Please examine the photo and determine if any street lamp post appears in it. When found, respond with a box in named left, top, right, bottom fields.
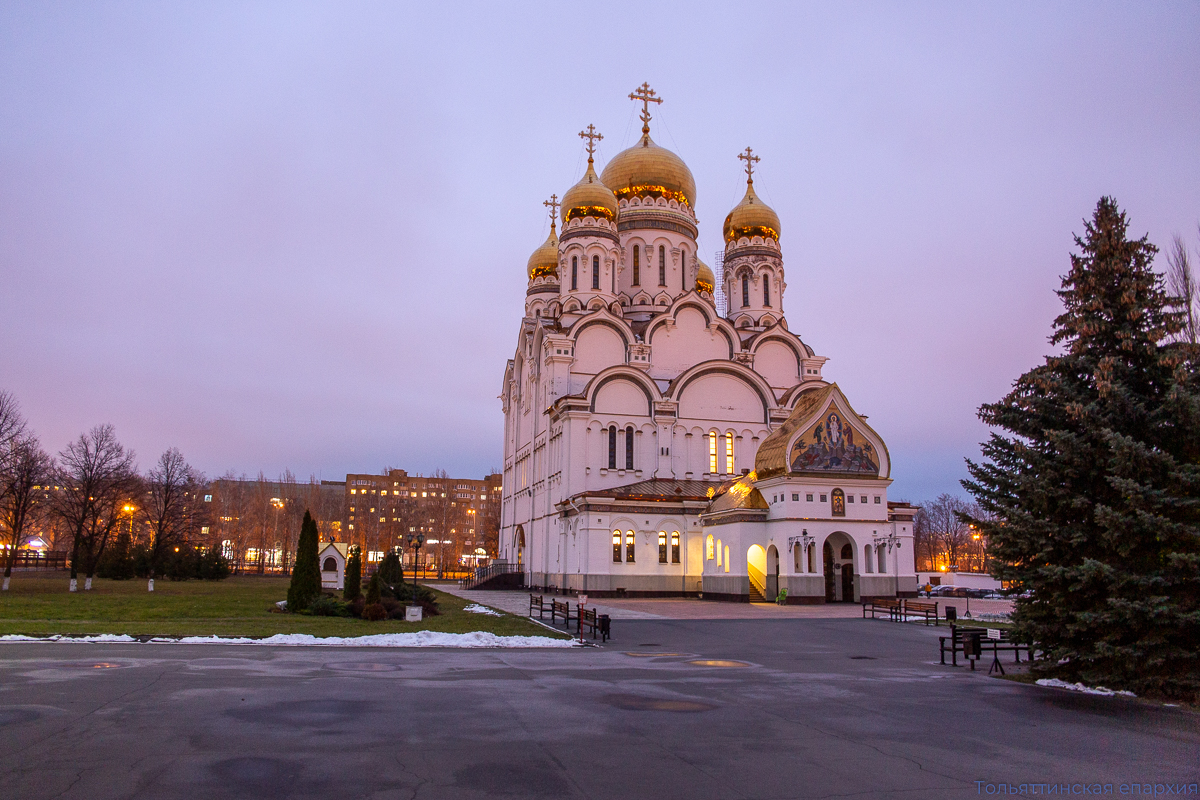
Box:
left=874, top=531, right=902, bottom=599
left=406, top=533, right=425, bottom=595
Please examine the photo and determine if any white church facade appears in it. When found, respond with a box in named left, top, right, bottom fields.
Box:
left=499, top=86, right=917, bottom=603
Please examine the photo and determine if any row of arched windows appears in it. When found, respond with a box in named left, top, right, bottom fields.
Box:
left=613, top=530, right=680, bottom=563
left=630, top=244, right=688, bottom=290
left=740, top=274, right=771, bottom=308
left=570, top=255, right=602, bottom=292
left=607, top=425, right=634, bottom=470
left=707, top=430, right=734, bottom=475
left=705, top=534, right=731, bottom=573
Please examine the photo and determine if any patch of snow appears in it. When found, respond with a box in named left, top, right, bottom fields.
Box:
left=1035, top=678, right=1136, bottom=698
left=462, top=604, right=502, bottom=616
left=2, top=632, right=576, bottom=648
left=275, top=600, right=287, bottom=610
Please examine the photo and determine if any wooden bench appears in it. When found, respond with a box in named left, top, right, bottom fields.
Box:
left=577, top=607, right=612, bottom=642
left=551, top=599, right=573, bottom=626
left=904, top=600, right=939, bottom=626
left=939, top=625, right=1033, bottom=672
left=529, top=594, right=546, bottom=620
left=862, top=598, right=902, bottom=621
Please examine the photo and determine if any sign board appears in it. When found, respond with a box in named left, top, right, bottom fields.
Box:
left=987, top=628, right=1001, bottom=640
left=405, top=606, right=423, bottom=622
left=579, top=594, right=588, bottom=606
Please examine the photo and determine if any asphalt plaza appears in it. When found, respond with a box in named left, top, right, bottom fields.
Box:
left=0, top=618, right=1195, bottom=799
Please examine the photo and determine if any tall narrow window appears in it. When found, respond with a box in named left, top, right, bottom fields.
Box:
left=607, top=426, right=616, bottom=469
left=717, top=539, right=723, bottom=567
left=671, top=532, right=680, bottom=563
left=708, top=431, right=718, bottom=474
left=724, top=545, right=730, bottom=573
left=658, top=246, right=666, bottom=286
left=592, top=255, right=600, bottom=290
left=613, top=531, right=622, bottom=563
left=625, top=531, right=635, bottom=562
left=763, top=277, right=770, bottom=306
left=571, top=257, right=578, bottom=291
left=658, top=531, right=667, bottom=563
left=706, top=535, right=715, bottom=560
left=725, top=432, right=734, bottom=474
left=742, top=275, right=749, bottom=307
left=625, top=426, right=634, bottom=470
left=632, top=246, right=640, bottom=285
left=680, top=248, right=687, bottom=291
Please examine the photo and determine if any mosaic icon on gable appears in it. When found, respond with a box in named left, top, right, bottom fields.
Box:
left=789, top=411, right=879, bottom=474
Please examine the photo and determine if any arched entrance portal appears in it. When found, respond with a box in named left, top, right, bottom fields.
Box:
left=747, top=544, right=767, bottom=602
left=514, top=525, right=525, bottom=568
left=822, top=533, right=857, bottom=602
left=766, top=544, right=779, bottom=602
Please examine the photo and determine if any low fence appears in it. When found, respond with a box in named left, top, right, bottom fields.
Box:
left=3, top=551, right=69, bottom=571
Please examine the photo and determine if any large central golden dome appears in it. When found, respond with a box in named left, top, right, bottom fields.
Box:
left=600, top=133, right=697, bottom=210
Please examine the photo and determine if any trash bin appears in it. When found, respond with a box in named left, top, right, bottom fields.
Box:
left=945, top=605, right=957, bottom=623
left=598, top=614, right=610, bottom=642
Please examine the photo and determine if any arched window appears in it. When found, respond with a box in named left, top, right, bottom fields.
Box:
left=658, top=245, right=666, bottom=286
left=632, top=245, right=640, bottom=285
left=607, top=426, right=616, bottom=469
left=725, top=432, right=734, bottom=474
left=706, top=534, right=715, bottom=560
left=840, top=543, right=853, bottom=560
left=612, top=531, right=621, bottom=563
left=658, top=531, right=667, bottom=563
left=680, top=248, right=687, bottom=291
left=864, top=545, right=873, bottom=573
left=716, top=538, right=723, bottom=567
left=808, top=544, right=815, bottom=573
left=742, top=275, right=749, bottom=307
left=878, top=547, right=887, bottom=574
left=671, top=531, right=680, bottom=563
left=724, top=544, right=730, bottom=573
left=592, top=255, right=600, bottom=290
left=625, top=531, right=636, bottom=563
left=764, top=276, right=770, bottom=306
left=708, top=430, right=718, bottom=474
left=322, top=557, right=337, bottom=572
left=571, top=257, right=578, bottom=291
left=831, top=488, right=846, bottom=517
left=625, top=426, right=634, bottom=470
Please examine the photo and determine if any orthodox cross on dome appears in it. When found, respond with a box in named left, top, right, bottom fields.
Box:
left=543, top=194, right=560, bottom=229
left=629, top=82, right=663, bottom=136
left=578, top=124, right=603, bottom=162
left=738, top=147, right=761, bottom=184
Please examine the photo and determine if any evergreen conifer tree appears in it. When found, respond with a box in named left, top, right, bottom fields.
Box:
left=343, top=546, right=362, bottom=601
left=964, top=197, right=1200, bottom=699
left=377, top=549, right=403, bottom=587
left=287, top=511, right=321, bottom=612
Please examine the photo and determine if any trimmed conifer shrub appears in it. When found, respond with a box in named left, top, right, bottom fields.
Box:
left=362, top=572, right=386, bottom=621
left=287, top=511, right=321, bottom=612
left=343, top=546, right=362, bottom=601
left=377, top=550, right=403, bottom=587
left=964, top=197, right=1200, bottom=700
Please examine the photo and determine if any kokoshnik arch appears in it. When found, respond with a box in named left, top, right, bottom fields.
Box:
left=500, top=85, right=918, bottom=603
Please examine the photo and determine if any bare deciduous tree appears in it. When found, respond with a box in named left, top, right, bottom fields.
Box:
left=1, top=433, right=53, bottom=590
left=1166, top=230, right=1199, bottom=346
left=140, top=448, right=201, bottom=590
left=0, top=392, right=29, bottom=506
left=51, top=425, right=137, bottom=591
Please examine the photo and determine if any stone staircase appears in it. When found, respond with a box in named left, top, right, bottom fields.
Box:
left=748, top=563, right=768, bottom=603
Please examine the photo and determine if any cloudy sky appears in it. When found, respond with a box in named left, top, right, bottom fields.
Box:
left=2, top=2, right=1198, bottom=500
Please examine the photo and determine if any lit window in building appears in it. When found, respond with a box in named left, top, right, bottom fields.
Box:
left=625, top=531, right=635, bottom=563
left=716, top=539, right=722, bottom=567
left=625, top=426, right=633, bottom=470
left=658, top=245, right=666, bottom=285
left=592, top=255, right=600, bottom=290
left=724, top=545, right=730, bottom=573
left=709, top=430, right=718, bottom=474
left=658, top=531, right=667, bottom=563
left=608, top=426, right=617, bottom=469
left=612, top=531, right=621, bottom=562
left=706, top=535, right=714, bottom=560
left=671, top=531, right=680, bottom=563
left=632, top=245, right=640, bottom=285
left=725, top=432, right=734, bottom=474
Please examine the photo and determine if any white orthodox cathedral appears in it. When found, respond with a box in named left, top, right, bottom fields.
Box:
left=499, top=86, right=917, bottom=603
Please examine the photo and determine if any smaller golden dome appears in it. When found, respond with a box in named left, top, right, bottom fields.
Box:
left=526, top=224, right=559, bottom=280
left=562, top=160, right=617, bottom=223
left=723, top=180, right=781, bottom=243
left=696, top=259, right=715, bottom=294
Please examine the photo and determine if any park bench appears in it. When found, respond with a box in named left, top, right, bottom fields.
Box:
left=551, top=599, right=573, bottom=626
left=576, top=607, right=611, bottom=642
left=904, top=600, right=939, bottom=626
left=862, top=598, right=902, bottom=621
left=529, top=594, right=547, bottom=620
left=939, top=625, right=1034, bottom=672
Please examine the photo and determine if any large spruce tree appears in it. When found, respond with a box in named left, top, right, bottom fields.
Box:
left=287, top=511, right=321, bottom=611
left=964, top=197, right=1200, bottom=699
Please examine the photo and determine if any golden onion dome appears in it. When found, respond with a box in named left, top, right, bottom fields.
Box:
left=562, top=159, right=618, bottom=223
left=695, top=259, right=715, bottom=294
left=526, top=224, right=559, bottom=280
left=600, top=133, right=697, bottom=210
left=723, top=180, right=781, bottom=243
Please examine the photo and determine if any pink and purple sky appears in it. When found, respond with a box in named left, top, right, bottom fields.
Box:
left=2, top=2, right=1198, bottom=501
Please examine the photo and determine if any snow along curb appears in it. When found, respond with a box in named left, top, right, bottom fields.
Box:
left=0, top=632, right=579, bottom=648
left=1035, top=678, right=1137, bottom=697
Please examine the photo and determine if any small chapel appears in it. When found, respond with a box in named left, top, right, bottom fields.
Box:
left=499, top=85, right=918, bottom=603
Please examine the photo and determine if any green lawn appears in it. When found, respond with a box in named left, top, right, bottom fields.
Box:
left=0, top=575, right=567, bottom=640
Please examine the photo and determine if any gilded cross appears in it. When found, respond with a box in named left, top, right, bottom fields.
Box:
left=629, top=82, right=663, bottom=135
left=578, top=124, right=603, bottom=161
left=738, top=147, right=760, bottom=182
left=543, top=194, right=560, bottom=228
